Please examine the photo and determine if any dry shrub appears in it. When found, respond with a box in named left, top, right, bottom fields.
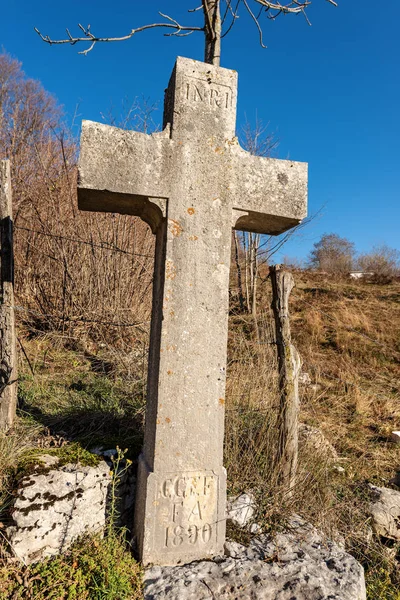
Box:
left=224, top=307, right=341, bottom=532
left=225, top=274, right=400, bottom=598
left=0, top=51, right=155, bottom=361
left=225, top=309, right=279, bottom=494
left=358, top=245, right=400, bottom=284
left=14, top=166, right=155, bottom=349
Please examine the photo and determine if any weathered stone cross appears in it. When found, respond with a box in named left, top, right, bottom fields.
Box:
left=78, top=57, right=307, bottom=566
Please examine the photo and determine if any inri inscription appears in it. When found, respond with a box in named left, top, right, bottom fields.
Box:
left=155, top=472, right=218, bottom=553
left=184, top=76, right=232, bottom=109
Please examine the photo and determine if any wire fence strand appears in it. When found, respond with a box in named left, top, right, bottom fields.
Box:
left=9, top=305, right=150, bottom=329
left=14, top=225, right=155, bottom=259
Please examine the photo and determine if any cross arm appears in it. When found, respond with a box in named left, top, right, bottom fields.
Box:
left=229, top=147, right=307, bottom=235
left=78, top=121, right=173, bottom=230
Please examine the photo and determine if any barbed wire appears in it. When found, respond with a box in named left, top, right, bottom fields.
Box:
left=14, top=225, right=155, bottom=259
left=11, top=311, right=399, bottom=409
left=14, top=228, right=399, bottom=356
left=8, top=304, right=150, bottom=329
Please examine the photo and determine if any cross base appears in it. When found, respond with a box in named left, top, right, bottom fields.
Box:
left=135, top=454, right=226, bottom=566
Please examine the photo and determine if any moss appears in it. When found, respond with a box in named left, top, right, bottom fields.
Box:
left=48, top=443, right=102, bottom=468
left=12, top=443, right=101, bottom=489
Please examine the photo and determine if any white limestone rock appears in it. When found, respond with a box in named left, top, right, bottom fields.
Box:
left=298, top=371, right=312, bottom=386
left=144, top=516, right=366, bottom=600
left=299, top=424, right=338, bottom=461
left=391, top=431, right=400, bottom=444
left=368, top=484, right=400, bottom=541
left=6, top=455, right=111, bottom=564
left=227, top=492, right=256, bottom=528
left=224, top=540, right=247, bottom=557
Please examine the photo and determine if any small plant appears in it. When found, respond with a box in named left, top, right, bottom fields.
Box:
left=0, top=531, right=143, bottom=600
left=107, top=446, right=133, bottom=535
left=0, top=446, right=142, bottom=599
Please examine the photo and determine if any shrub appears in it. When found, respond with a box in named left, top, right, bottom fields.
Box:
left=357, top=245, right=400, bottom=284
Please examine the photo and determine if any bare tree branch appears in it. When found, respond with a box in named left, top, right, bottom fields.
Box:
left=254, top=0, right=337, bottom=22
left=243, top=0, right=267, bottom=48
left=255, top=0, right=310, bottom=15
left=221, top=0, right=241, bottom=39
left=35, top=1, right=338, bottom=59
left=34, top=12, right=204, bottom=56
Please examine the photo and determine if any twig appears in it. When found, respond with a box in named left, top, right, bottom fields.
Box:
left=17, top=336, right=35, bottom=376
left=9, top=305, right=151, bottom=329
left=254, top=0, right=337, bottom=25
left=243, top=0, right=267, bottom=47
left=34, top=13, right=204, bottom=55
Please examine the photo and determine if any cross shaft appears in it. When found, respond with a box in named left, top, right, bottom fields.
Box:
left=78, top=56, right=307, bottom=565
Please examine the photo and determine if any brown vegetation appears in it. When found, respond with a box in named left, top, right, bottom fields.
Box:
left=0, top=52, right=155, bottom=352
left=1, top=50, right=399, bottom=598
left=225, top=270, right=400, bottom=597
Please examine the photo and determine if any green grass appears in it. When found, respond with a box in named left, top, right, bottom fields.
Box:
left=18, top=368, right=145, bottom=458
left=366, top=566, right=400, bottom=600
left=0, top=421, right=143, bottom=599
left=0, top=531, right=143, bottom=600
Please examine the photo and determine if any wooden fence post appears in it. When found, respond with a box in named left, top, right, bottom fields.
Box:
left=0, top=160, right=17, bottom=431
left=270, top=264, right=301, bottom=495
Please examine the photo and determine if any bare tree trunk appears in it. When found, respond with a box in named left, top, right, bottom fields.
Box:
left=243, top=232, right=251, bottom=313
left=250, top=233, right=260, bottom=315
left=270, top=264, right=301, bottom=495
left=250, top=233, right=260, bottom=340
left=0, top=160, right=17, bottom=431
left=233, top=231, right=245, bottom=311
left=249, top=233, right=254, bottom=308
left=203, top=0, right=221, bottom=65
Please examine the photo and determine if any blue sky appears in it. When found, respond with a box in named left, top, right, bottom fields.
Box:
left=1, top=1, right=399, bottom=262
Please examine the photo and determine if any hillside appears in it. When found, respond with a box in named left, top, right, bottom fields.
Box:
left=0, top=270, right=399, bottom=599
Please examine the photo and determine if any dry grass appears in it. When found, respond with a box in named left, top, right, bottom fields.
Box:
left=224, top=272, right=400, bottom=597
left=0, top=270, right=399, bottom=597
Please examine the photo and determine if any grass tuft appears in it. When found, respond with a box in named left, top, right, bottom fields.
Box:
left=0, top=531, right=143, bottom=600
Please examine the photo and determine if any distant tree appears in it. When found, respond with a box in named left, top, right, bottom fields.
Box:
left=308, top=233, right=355, bottom=273
left=282, top=255, right=305, bottom=270
left=357, top=244, right=400, bottom=283
left=0, top=50, right=154, bottom=346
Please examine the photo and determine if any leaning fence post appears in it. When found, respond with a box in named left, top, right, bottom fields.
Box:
left=0, top=160, right=17, bottom=431
left=270, top=264, right=301, bottom=495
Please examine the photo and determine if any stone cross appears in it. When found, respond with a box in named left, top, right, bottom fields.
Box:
left=78, top=56, right=307, bottom=566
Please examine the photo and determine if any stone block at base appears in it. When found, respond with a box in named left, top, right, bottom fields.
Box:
left=135, top=454, right=226, bottom=566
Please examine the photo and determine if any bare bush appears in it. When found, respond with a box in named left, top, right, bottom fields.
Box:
left=357, top=244, right=400, bottom=284
left=0, top=51, right=155, bottom=356
left=308, top=233, right=355, bottom=274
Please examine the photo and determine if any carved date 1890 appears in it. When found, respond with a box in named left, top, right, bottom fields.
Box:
left=157, top=472, right=218, bottom=551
